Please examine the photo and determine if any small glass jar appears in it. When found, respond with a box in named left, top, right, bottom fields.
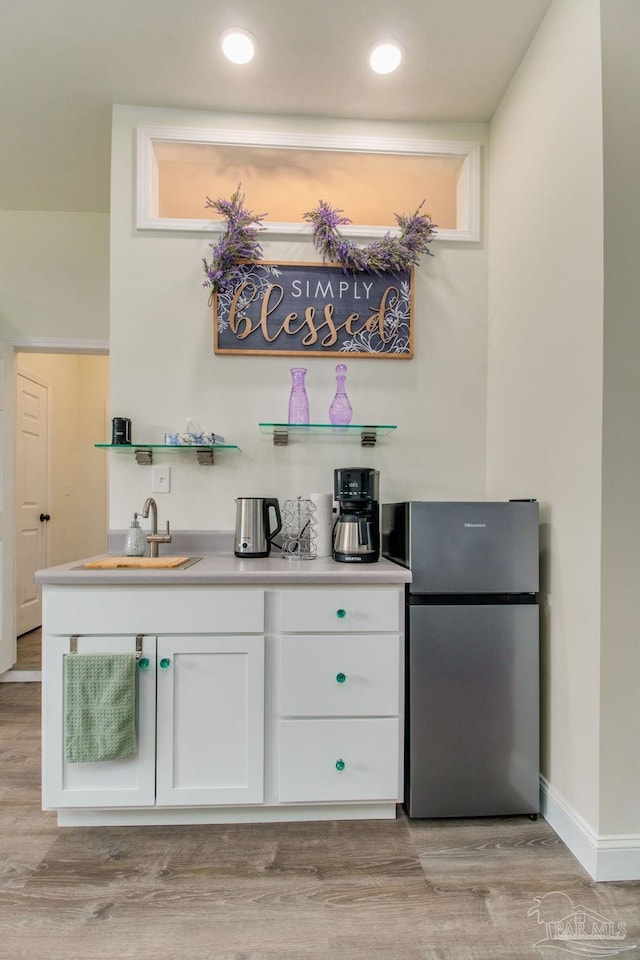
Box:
left=288, top=367, right=309, bottom=424
left=329, top=363, right=353, bottom=425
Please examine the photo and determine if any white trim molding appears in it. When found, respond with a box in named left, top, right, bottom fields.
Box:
left=7, top=338, right=109, bottom=354
left=136, top=125, right=481, bottom=243
left=541, top=776, right=640, bottom=881
left=0, top=668, right=41, bottom=683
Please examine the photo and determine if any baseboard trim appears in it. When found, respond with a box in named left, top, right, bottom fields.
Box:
left=0, top=668, right=41, bottom=682
left=540, top=776, right=640, bottom=881
left=56, top=802, right=399, bottom=827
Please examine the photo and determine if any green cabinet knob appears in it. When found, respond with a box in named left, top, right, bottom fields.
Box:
left=138, top=657, right=150, bottom=670
left=336, top=672, right=346, bottom=684
left=335, top=759, right=346, bottom=772
left=159, top=657, right=171, bottom=669
left=336, top=608, right=347, bottom=619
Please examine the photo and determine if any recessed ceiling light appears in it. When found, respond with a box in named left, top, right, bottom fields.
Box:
left=369, top=41, right=403, bottom=75
left=221, top=29, right=256, bottom=65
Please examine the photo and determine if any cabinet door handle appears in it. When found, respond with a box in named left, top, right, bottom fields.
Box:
left=336, top=672, right=346, bottom=684
left=39, top=513, right=51, bottom=522
left=159, top=658, right=171, bottom=669
left=336, top=608, right=347, bottom=619
left=138, top=657, right=150, bottom=670
left=335, top=758, right=346, bottom=771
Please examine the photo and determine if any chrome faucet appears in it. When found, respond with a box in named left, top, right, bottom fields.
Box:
left=141, top=497, right=172, bottom=558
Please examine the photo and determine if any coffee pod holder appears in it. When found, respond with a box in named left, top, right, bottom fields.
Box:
left=281, top=498, right=317, bottom=560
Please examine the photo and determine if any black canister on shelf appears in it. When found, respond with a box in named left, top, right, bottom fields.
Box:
left=111, top=417, right=132, bottom=444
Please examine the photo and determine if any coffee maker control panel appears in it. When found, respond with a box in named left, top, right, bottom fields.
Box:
left=334, top=467, right=380, bottom=505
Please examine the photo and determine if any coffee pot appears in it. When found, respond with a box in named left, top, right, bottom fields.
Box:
left=332, top=513, right=377, bottom=561
left=234, top=498, right=282, bottom=558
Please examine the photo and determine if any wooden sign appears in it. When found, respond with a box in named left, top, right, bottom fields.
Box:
left=213, top=261, right=413, bottom=358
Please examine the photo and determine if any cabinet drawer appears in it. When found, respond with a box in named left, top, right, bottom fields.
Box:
left=280, top=634, right=400, bottom=717
left=279, top=589, right=400, bottom=633
left=44, top=587, right=264, bottom=634
left=278, top=718, right=400, bottom=802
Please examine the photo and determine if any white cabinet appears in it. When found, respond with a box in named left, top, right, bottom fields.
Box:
left=42, top=587, right=265, bottom=812
left=276, top=587, right=403, bottom=806
left=41, top=579, right=404, bottom=824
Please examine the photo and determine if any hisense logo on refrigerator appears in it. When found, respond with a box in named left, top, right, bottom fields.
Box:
left=464, top=522, right=487, bottom=528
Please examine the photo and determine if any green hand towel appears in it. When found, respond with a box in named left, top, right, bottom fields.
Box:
left=64, top=654, right=137, bottom=763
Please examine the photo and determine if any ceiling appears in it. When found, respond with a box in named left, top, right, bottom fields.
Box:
left=0, top=0, right=552, bottom=214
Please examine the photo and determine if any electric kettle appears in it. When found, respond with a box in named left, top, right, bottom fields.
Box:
left=234, top=498, right=282, bottom=558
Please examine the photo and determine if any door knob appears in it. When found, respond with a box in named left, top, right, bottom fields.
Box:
left=39, top=513, right=51, bottom=522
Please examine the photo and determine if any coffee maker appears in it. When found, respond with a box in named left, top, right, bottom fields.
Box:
left=332, top=467, right=380, bottom=563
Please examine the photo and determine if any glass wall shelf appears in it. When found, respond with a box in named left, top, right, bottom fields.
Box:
left=95, top=443, right=239, bottom=465
left=258, top=423, right=396, bottom=447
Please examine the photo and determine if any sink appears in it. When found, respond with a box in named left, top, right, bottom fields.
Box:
left=75, top=556, right=203, bottom=571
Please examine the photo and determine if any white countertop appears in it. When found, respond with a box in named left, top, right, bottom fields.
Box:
left=35, top=552, right=412, bottom=587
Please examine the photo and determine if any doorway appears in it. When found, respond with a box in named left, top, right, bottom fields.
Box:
left=13, top=352, right=109, bottom=672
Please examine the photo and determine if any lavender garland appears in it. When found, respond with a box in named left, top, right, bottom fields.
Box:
left=302, top=199, right=436, bottom=273
left=203, top=188, right=436, bottom=299
left=202, top=185, right=266, bottom=297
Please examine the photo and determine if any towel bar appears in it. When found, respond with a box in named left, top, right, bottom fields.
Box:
left=68, top=635, right=145, bottom=657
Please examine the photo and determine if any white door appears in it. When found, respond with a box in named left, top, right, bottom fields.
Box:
left=0, top=340, right=16, bottom=673
left=16, top=372, right=49, bottom=636
left=156, top=635, right=265, bottom=806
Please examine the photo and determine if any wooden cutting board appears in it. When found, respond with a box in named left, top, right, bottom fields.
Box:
left=83, top=556, right=190, bottom=569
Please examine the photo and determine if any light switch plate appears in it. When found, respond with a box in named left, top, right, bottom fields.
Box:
left=151, top=466, right=171, bottom=493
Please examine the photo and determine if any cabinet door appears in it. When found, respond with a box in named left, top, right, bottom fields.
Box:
left=42, top=634, right=156, bottom=808
left=156, top=635, right=264, bottom=806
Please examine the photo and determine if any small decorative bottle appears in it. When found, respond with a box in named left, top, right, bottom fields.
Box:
left=288, top=367, right=309, bottom=424
left=328, top=363, right=353, bottom=425
left=124, top=513, right=146, bottom=557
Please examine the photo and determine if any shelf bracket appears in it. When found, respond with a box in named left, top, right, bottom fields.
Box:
left=360, top=429, right=378, bottom=447
left=134, top=448, right=153, bottom=465
left=196, top=448, right=215, bottom=465
left=273, top=428, right=289, bottom=446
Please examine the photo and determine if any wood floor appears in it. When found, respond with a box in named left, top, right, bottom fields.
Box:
left=14, top=628, right=42, bottom=670
left=1, top=683, right=639, bottom=960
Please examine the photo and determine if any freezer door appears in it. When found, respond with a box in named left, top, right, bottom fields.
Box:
left=406, top=603, right=539, bottom=818
left=407, top=501, right=539, bottom=594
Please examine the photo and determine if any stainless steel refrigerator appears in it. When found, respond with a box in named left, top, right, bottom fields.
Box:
left=382, top=500, right=540, bottom=818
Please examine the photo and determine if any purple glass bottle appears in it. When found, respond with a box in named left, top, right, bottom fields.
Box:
left=329, top=363, right=353, bottom=425
left=288, top=367, right=309, bottom=424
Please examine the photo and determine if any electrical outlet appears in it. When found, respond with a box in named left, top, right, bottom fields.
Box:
left=151, top=466, right=171, bottom=493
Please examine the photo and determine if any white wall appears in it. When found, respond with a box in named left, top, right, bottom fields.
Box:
left=487, top=0, right=604, bottom=832
left=0, top=211, right=109, bottom=341
left=109, top=106, right=490, bottom=531
left=598, top=0, right=640, bottom=835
